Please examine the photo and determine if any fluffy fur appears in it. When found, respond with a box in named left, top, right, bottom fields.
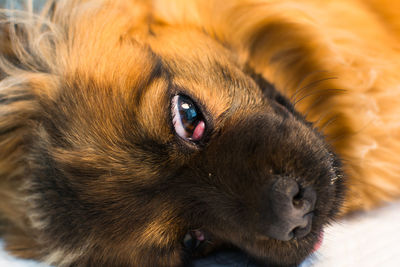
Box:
left=154, top=0, right=400, bottom=212
left=0, top=0, right=399, bottom=266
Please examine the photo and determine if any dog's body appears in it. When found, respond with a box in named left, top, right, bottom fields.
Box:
left=0, top=0, right=399, bottom=266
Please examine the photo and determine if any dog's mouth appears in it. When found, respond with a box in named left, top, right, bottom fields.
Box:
left=312, top=231, right=324, bottom=252
left=183, top=229, right=207, bottom=251
left=179, top=162, right=342, bottom=265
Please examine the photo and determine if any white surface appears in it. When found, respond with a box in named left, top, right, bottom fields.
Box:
left=0, top=242, right=44, bottom=267
left=303, top=201, right=400, bottom=267
left=0, top=202, right=399, bottom=266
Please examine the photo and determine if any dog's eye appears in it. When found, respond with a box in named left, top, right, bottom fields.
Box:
left=172, top=95, right=205, bottom=142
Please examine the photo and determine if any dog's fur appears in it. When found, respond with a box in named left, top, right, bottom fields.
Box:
left=0, top=0, right=399, bottom=266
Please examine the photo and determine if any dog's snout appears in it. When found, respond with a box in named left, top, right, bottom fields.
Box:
left=263, top=177, right=316, bottom=241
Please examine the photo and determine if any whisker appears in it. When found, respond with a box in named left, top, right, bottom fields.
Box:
left=318, top=114, right=339, bottom=133
left=282, top=70, right=329, bottom=96
left=326, top=132, right=348, bottom=144
left=290, top=76, right=338, bottom=103
left=303, top=95, right=325, bottom=119
left=294, top=88, right=346, bottom=107
left=312, top=109, right=333, bottom=128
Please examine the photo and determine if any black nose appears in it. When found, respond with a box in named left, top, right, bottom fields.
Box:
left=264, top=177, right=316, bottom=241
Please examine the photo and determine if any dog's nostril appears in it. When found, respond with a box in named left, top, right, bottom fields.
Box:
left=292, top=194, right=303, bottom=208
left=271, top=177, right=316, bottom=213
left=292, top=185, right=316, bottom=211
left=291, top=213, right=313, bottom=239
left=295, top=187, right=317, bottom=212
left=263, top=177, right=317, bottom=241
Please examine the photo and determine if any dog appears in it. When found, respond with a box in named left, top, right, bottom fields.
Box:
left=0, top=0, right=399, bottom=266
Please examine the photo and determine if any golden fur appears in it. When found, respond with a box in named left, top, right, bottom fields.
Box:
left=151, top=0, right=400, bottom=213
left=0, top=0, right=399, bottom=266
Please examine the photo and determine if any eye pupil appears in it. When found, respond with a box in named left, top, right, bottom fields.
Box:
left=178, top=96, right=198, bottom=132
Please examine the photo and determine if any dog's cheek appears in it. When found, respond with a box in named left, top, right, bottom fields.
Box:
left=21, top=125, right=186, bottom=266
left=64, top=240, right=186, bottom=267
left=27, top=187, right=189, bottom=266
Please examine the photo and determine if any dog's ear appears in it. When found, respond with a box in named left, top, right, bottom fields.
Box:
left=151, top=1, right=325, bottom=94
left=0, top=11, right=59, bottom=258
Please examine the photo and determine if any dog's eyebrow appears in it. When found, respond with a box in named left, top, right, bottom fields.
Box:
left=132, top=54, right=164, bottom=108
left=212, top=61, right=236, bottom=84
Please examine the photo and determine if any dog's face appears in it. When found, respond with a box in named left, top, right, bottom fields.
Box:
left=23, top=24, right=345, bottom=266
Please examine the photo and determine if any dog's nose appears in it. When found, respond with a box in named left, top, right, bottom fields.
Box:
left=264, top=177, right=316, bottom=241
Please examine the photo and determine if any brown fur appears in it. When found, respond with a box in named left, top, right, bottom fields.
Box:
left=0, top=0, right=399, bottom=266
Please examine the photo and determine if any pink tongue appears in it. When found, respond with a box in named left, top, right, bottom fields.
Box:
left=193, top=230, right=205, bottom=241
left=313, top=231, right=324, bottom=252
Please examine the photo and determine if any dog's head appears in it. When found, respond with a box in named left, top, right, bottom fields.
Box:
left=1, top=2, right=345, bottom=266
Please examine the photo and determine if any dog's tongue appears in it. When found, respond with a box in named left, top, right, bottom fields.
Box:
left=313, top=231, right=324, bottom=252
left=192, top=230, right=205, bottom=241
left=183, top=230, right=206, bottom=250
